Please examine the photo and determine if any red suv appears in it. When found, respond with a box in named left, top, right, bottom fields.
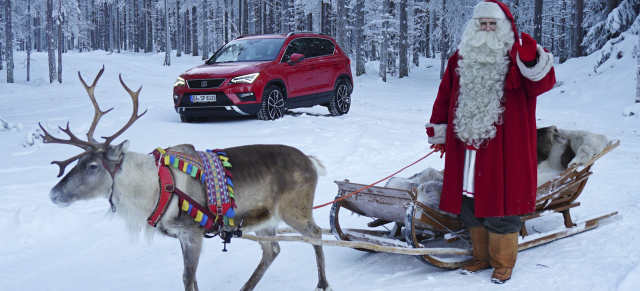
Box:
left=173, top=33, right=353, bottom=121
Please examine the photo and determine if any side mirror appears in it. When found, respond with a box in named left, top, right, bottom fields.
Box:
left=289, top=53, right=305, bottom=64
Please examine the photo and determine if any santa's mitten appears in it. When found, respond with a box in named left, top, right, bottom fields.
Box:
left=518, top=32, right=537, bottom=62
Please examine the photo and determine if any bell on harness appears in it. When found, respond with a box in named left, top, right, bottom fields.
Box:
left=221, top=221, right=243, bottom=252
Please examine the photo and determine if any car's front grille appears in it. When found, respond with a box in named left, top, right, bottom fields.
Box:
left=179, top=92, right=234, bottom=106
left=187, top=78, right=226, bottom=89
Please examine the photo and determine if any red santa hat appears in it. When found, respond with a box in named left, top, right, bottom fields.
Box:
left=474, top=0, right=521, bottom=89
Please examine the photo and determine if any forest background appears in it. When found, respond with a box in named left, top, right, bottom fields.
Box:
left=1, top=0, right=639, bottom=89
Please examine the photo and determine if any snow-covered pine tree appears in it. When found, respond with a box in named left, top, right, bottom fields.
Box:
left=583, top=0, right=639, bottom=55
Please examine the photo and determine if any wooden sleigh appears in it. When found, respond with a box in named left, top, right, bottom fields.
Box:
left=328, top=140, right=620, bottom=269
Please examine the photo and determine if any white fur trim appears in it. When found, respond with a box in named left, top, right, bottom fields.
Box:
left=472, top=2, right=507, bottom=19
left=517, top=44, right=554, bottom=82
left=426, top=123, right=447, bottom=144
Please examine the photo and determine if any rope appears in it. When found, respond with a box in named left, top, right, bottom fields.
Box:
left=313, top=149, right=437, bottom=209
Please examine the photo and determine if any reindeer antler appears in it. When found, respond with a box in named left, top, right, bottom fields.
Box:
left=101, top=74, right=148, bottom=147
left=38, top=122, right=95, bottom=177
left=78, top=65, right=113, bottom=144
left=40, top=67, right=146, bottom=177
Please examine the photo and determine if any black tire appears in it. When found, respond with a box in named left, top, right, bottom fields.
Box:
left=180, top=114, right=194, bottom=123
left=328, top=79, right=351, bottom=116
left=257, top=85, right=286, bottom=120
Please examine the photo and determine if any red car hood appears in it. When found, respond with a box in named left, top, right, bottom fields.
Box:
left=180, top=61, right=271, bottom=79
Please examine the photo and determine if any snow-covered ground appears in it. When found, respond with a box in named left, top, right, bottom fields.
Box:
left=1, top=33, right=639, bottom=291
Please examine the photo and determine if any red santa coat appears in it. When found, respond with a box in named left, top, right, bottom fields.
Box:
left=427, top=48, right=556, bottom=217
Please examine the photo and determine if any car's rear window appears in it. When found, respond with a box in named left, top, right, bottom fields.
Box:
left=207, top=38, right=286, bottom=63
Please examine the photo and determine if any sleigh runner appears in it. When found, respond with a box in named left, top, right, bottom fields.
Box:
left=327, top=139, right=620, bottom=269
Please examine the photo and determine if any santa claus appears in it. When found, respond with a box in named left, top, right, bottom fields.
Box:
left=425, top=0, right=555, bottom=284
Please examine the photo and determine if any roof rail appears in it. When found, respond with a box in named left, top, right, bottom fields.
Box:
left=286, top=31, right=325, bottom=37
left=233, top=34, right=258, bottom=40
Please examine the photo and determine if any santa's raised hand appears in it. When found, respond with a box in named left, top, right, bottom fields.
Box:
left=517, top=32, right=537, bottom=62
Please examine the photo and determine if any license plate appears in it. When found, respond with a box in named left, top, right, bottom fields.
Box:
left=191, top=95, right=216, bottom=103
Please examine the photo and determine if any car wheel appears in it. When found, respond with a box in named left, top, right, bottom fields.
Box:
left=257, top=85, right=286, bottom=120
left=328, top=79, right=351, bottom=116
left=180, top=114, right=194, bottom=123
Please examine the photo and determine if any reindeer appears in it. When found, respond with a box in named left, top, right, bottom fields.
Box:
left=41, top=67, right=331, bottom=291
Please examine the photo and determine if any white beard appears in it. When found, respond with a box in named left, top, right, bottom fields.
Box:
left=454, top=19, right=515, bottom=148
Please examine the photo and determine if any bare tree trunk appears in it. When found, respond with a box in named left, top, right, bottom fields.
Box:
left=574, top=0, right=584, bottom=57
left=27, top=0, right=32, bottom=81
left=412, top=0, right=422, bottom=66
left=355, top=0, right=365, bottom=76
left=57, top=1, right=63, bottom=84
left=46, top=0, right=56, bottom=83
left=321, top=0, right=331, bottom=35
left=336, top=0, right=346, bottom=52
left=533, top=0, right=543, bottom=43
left=185, top=9, right=191, bottom=54
left=242, top=0, right=249, bottom=35
left=147, top=0, right=153, bottom=53
left=177, top=0, right=182, bottom=57
left=117, top=6, right=121, bottom=53
left=559, top=0, right=567, bottom=63
left=0, top=0, right=3, bottom=72
left=5, top=0, right=14, bottom=83
left=164, top=0, right=171, bottom=66
left=637, top=34, right=640, bottom=103
left=192, top=6, right=198, bottom=56
left=439, top=0, right=448, bottom=79
left=399, top=0, right=408, bottom=78
left=202, top=0, right=208, bottom=60
left=379, top=0, right=390, bottom=82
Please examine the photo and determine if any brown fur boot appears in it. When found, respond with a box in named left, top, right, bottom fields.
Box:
left=488, top=232, right=519, bottom=284
left=460, top=226, right=491, bottom=274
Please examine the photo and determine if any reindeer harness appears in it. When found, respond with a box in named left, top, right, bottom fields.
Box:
left=148, top=148, right=239, bottom=241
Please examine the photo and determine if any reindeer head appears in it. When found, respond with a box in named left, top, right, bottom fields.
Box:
left=42, top=67, right=146, bottom=207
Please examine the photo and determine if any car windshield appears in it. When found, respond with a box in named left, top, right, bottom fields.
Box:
left=207, top=38, right=286, bottom=64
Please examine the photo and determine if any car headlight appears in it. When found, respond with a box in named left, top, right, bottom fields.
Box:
left=229, top=73, right=260, bottom=84
left=174, top=77, right=186, bottom=87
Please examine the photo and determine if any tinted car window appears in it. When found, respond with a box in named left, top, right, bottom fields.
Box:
left=281, top=38, right=308, bottom=62
left=307, top=38, right=335, bottom=57
left=208, top=38, right=285, bottom=63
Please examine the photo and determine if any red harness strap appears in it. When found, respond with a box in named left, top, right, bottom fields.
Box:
left=148, top=165, right=220, bottom=231
left=148, top=165, right=175, bottom=227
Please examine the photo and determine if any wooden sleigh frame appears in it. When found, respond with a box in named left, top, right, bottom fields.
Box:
left=326, top=140, right=620, bottom=269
